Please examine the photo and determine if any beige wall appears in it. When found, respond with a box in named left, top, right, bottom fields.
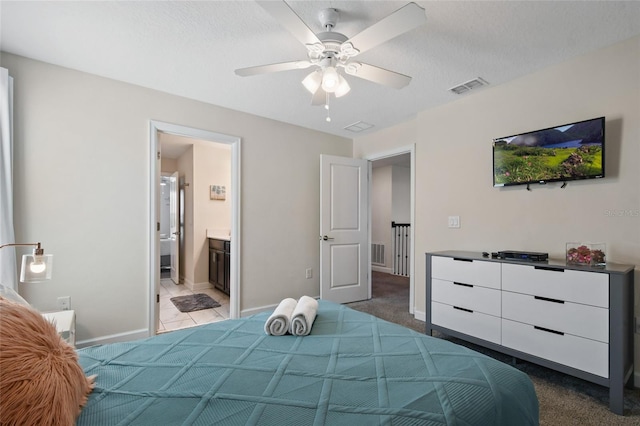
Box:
left=4, top=52, right=352, bottom=344
left=372, top=166, right=392, bottom=270
left=160, top=158, right=177, bottom=173
left=392, top=165, right=410, bottom=224
left=355, top=35, right=640, bottom=369
left=194, top=142, right=231, bottom=285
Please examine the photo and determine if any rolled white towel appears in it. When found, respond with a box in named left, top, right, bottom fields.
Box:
left=264, top=298, right=297, bottom=336
left=290, top=296, right=319, bottom=336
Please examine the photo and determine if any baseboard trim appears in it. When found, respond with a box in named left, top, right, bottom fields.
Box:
left=413, top=308, right=426, bottom=322
left=241, top=303, right=279, bottom=318
left=182, top=277, right=194, bottom=290
left=187, top=281, right=214, bottom=291
left=372, top=265, right=393, bottom=274
left=76, top=328, right=149, bottom=349
left=241, top=296, right=321, bottom=318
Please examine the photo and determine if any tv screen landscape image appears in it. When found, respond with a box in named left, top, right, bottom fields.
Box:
left=493, top=116, right=605, bottom=187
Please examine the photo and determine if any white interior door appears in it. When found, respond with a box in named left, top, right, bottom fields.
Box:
left=320, top=155, right=370, bottom=303
left=169, top=171, right=180, bottom=284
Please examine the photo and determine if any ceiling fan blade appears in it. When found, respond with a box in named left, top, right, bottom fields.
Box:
left=257, top=1, right=322, bottom=46
left=345, top=2, right=426, bottom=55
left=235, top=61, right=312, bottom=77
left=311, top=87, right=327, bottom=106
left=343, top=63, right=412, bottom=89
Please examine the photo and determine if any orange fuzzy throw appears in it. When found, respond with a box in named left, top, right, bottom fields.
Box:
left=0, top=298, right=95, bottom=425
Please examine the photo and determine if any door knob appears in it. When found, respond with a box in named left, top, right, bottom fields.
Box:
left=321, top=235, right=334, bottom=241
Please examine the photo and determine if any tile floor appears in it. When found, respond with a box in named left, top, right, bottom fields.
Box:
left=158, top=276, right=230, bottom=333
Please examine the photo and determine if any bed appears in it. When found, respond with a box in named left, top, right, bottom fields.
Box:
left=77, top=300, right=539, bottom=425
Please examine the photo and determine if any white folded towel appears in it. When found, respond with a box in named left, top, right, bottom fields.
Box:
left=264, top=298, right=297, bottom=336
left=290, top=296, right=318, bottom=336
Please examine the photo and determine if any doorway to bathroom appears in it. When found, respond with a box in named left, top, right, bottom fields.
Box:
left=149, top=121, right=240, bottom=336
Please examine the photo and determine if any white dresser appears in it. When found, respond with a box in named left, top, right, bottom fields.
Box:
left=431, top=256, right=502, bottom=344
left=426, top=251, right=635, bottom=416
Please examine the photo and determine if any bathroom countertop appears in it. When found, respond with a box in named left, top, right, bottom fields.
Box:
left=207, top=229, right=230, bottom=241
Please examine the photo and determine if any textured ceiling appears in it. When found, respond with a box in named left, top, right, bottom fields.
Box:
left=1, top=1, right=640, bottom=139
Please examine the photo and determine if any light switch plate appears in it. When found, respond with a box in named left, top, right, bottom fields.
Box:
left=448, top=216, right=460, bottom=228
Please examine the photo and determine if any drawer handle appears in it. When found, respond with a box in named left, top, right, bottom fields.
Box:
left=453, top=258, right=473, bottom=262
left=453, top=306, right=473, bottom=313
left=534, top=295, right=565, bottom=304
left=534, top=266, right=564, bottom=272
left=534, top=325, right=564, bottom=336
left=453, top=282, right=473, bottom=288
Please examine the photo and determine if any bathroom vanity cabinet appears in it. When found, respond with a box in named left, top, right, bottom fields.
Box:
left=209, top=238, right=230, bottom=295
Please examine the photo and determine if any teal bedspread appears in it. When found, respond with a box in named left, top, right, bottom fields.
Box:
left=78, top=300, right=538, bottom=425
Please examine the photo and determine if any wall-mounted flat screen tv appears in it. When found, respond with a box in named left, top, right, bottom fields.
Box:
left=493, top=116, right=605, bottom=187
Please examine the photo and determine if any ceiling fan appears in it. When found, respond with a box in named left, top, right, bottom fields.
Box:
left=235, top=1, right=427, bottom=109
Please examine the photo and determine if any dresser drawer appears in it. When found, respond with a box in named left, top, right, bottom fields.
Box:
left=502, top=319, right=608, bottom=377
left=431, top=301, right=501, bottom=344
left=502, top=263, right=608, bottom=308
left=432, top=278, right=501, bottom=316
left=502, top=291, right=608, bottom=343
left=431, top=256, right=501, bottom=289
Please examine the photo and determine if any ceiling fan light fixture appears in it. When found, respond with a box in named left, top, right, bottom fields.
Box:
left=334, top=75, right=351, bottom=97
left=236, top=1, right=427, bottom=118
left=306, top=42, right=325, bottom=60
left=321, top=66, right=340, bottom=92
left=343, top=62, right=361, bottom=76
left=306, top=42, right=324, bottom=53
left=302, top=70, right=322, bottom=94
left=340, top=42, right=360, bottom=58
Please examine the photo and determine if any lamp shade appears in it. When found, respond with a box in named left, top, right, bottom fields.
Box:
left=321, top=67, right=340, bottom=93
left=302, top=70, right=322, bottom=94
left=334, top=75, right=351, bottom=98
left=20, top=254, right=53, bottom=283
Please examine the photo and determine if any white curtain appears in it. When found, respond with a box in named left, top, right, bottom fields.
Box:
left=0, top=67, right=17, bottom=290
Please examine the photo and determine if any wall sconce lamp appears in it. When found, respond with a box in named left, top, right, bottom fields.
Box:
left=0, top=242, right=53, bottom=283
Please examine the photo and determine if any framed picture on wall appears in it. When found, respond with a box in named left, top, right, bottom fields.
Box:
left=210, top=185, right=226, bottom=201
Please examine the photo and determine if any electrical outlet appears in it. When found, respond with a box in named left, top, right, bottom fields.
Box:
left=57, top=296, right=71, bottom=311
left=305, top=268, right=313, bottom=279
left=448, top=215, right=460, bottom=228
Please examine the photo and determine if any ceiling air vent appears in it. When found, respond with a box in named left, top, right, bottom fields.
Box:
left=449, top=77, right=489, bottom=95
left=344, top=121, right=374, bottom=133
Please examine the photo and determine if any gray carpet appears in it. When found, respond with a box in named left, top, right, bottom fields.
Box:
left=170, top=293, right=220, bottom=313
left=347, top=271, right=640, bottom=425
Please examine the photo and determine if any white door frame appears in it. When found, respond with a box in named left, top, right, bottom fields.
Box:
left=149, top=120, right=241, bottom=336
left=364, top=144, right=415, bottom=314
